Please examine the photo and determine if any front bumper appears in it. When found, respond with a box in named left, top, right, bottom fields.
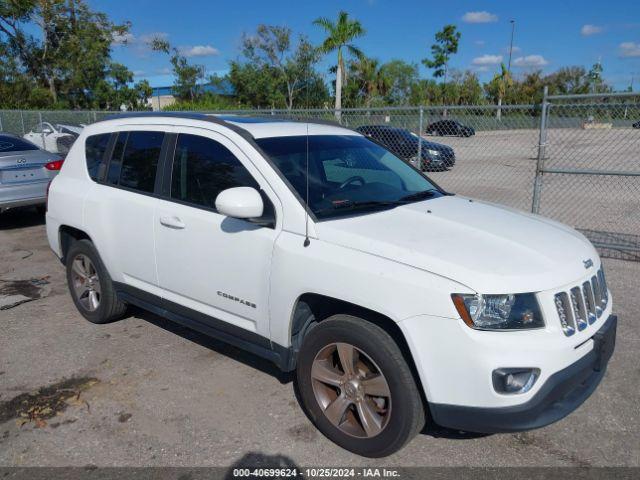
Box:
left=430, top=314, right=617, bottom=433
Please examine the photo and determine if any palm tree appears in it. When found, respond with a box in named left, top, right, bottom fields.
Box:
left=349, top=56, right=389, bottom=107
left=492, top=63, right=513, bottom=120
left=313, top=11, right=365, bottom=119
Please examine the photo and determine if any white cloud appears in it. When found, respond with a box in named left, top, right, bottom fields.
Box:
left=132, top=70, right=146, bottom=77
left=513, top=55, right=549, bottom=68
left=112, top=32, right=135, bottom=46
left=474, top=66, right=490, bottom=73
left=581, top=24, right=604, bottom=36
left=179, top=45, right=220, bottom=57
left=502, top=45, right=521, bottom=54
left=462, top=11, right=498, bottom=24
left=472, top=54, right=503, bottom=66
left=619, top=42, right=640, bottom=58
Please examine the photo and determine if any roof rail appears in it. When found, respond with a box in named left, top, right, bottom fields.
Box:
left=103, top=111, right=257, bottom=142
left=102, top=111, right=352, bottom=141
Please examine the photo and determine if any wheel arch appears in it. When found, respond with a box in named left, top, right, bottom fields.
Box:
left=289, top=293, right=428, bottom=408
left=59, top=225, right=93, bottom=263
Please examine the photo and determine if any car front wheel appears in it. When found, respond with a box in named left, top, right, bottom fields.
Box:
left=296, top=315, right=425, bottom=457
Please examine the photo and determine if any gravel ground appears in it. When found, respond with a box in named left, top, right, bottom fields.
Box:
left=0, top=207, right=638, bottom=468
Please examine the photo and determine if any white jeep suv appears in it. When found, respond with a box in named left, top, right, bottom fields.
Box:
left=46, top=113, right=616, bottom=457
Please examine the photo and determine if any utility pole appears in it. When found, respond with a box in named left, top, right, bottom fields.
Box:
left=508, top=20, right=515, bottom=73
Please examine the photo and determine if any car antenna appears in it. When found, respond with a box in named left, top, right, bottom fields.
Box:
left=303, top=122, right=311, bottom=247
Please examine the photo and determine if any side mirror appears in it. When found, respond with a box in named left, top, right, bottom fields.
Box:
left=215, top=187, right=264, bottom=219
left=42, top=128, right=53, bottom=135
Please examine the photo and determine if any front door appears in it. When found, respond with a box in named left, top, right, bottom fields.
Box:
left=154, top=131, right=279, bottom=340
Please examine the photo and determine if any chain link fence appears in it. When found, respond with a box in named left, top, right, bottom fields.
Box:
left=532, top=90, right=640, bottom=261
left=1, top=92, right=638, bottom=260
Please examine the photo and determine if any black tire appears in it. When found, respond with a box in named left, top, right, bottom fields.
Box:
left=65, top=239, right=127, bottom=324
left=296, top=315, right=425, bottom=457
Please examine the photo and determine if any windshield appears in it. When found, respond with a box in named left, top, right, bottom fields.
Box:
left=255, top=135, right=441, bottom=220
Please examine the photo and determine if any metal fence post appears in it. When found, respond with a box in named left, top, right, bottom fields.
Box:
left=0, top=112, right=3, bottom=132
left=20, top=111, right=25, bottom=135
left=39, top=112, right=46, bottom=150
left=417, top=107, right=424, bottom=169
left=531, top=86, right=549, bottom=214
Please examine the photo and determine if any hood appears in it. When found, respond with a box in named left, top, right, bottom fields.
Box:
left=316, top=195, right=598, bottom=293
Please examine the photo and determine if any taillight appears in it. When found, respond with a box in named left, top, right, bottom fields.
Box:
left=45, top=159, right=64, bottom=171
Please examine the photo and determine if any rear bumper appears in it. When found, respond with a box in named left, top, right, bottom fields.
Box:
left=0, top=195, right=46, bottom=211
left=0, top=181, right=48, bottom=211
left=430, top=314, right=617, bottom=433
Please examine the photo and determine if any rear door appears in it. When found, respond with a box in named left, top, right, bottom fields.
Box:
left=83, top=128, right=168, bottom=293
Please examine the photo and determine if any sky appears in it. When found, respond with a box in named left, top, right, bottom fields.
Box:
left=91, top=0, right=640, bottom=91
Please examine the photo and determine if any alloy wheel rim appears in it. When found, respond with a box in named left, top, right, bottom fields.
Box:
left=71, top=254, right=101, bottom=312
left=311, top=342, right=391, bottom=438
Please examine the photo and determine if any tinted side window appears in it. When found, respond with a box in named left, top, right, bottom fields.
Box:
left=107, top=132, right=127, bottom=185
left=171, top=134, right=259, bottom=210
left=118, top=131, right=164, bottom=193
left=85, top=134, right=111, bottom=181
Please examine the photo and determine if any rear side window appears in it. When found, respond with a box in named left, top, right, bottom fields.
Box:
left=107, top=133, right=127, bottom=185
left=0, top=136, right=39, bottom=152
left=170, top=134, right=259, bottom=210
left=85, top=134, right=111, bottom=181
left=109, top=131, right=164, bottom=194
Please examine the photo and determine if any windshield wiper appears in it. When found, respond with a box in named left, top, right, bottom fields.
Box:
left=399, top=190, right=437, bottom=202
left=316, top=191, right=438, bottom=216
left=316, top=200, right=401, bottom=214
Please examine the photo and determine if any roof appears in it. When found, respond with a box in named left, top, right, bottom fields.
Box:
left=100, top=112, right=360, bottom=140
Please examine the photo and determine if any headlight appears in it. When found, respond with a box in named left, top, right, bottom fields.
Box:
left=427, top=149, right=440, bottom=156
left=451, top=293, right=544, bottom=330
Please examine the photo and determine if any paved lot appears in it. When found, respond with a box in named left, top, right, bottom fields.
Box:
left=428, top=128, right=639, bottom=238
left=1, top=208, right=639, bottom=467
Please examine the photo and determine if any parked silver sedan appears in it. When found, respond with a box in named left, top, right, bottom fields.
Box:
left=0, top=133, right=63, bottom=213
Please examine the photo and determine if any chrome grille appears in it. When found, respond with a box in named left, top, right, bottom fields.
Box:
left=582, top=281, right=597, bottom=325
left=555, top=267, right=608, bottom=336
left=570, top=287, right=588, bottom=331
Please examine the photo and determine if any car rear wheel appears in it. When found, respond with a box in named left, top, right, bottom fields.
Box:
left=66, top=239, right=127, bottom=324
left=296, top=315, right=425, bottom=457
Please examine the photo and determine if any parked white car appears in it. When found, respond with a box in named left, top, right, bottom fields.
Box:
left=24, top=122, right=82, bottom=154
left=45, top=113, right=616, bottom=457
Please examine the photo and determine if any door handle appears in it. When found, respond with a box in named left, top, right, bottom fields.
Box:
left=159, top=216, right=186, bottom=229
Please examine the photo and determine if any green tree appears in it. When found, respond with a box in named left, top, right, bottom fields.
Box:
left=545, top=66, right=590, bottom=95
left=228, top=61, right=285, bottom=108
left=93, top=63, right=151, bottom=110
left=485, top=63, right=513, bottom=119
left=447, top=70, right=484, bottom=105
left=379, top=60, right=419, bottom=105
left=587, top=62, right=609, bottom=94
left=422, top=24, right=461, bottom=88
left=343, top=56, right=389, bottom=107
left=150, top=38, right=205, bottom=101
left=0, top=0, right=130, bottom=108
left=240, top=25, right=321, bottom=109
left=313, top=11, right=365, bottom=116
